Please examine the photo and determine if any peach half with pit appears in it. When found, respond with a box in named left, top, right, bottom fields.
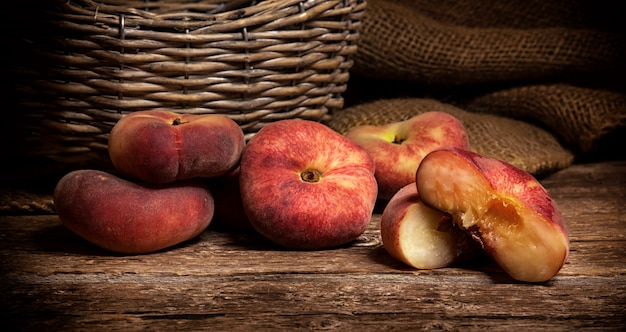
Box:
left=415, top=147, right=569, bottom=282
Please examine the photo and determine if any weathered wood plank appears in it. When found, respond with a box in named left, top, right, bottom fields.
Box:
left=2, top=214, right=625, bottom=278
left=1, top=161, right=626, bottom=331
left=4, top=273, right=625, bottom=331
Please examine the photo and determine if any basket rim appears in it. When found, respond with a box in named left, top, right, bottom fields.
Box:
left=52, top=0, right=366, bottom=32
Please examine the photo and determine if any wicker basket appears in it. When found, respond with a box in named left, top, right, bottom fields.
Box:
left=13, top=0, right=366, bottom=167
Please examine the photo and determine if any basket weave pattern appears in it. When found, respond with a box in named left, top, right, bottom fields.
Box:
left=14, top=0, right=366, bottom=165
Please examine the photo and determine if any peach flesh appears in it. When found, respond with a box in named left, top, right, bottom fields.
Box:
left=381, top=184, right=478, bottom=269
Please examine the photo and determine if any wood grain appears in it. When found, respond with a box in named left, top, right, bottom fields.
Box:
left=2, top=161, right=625, bottom=331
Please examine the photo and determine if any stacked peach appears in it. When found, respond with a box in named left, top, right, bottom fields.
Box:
left=344, top=112, right=570, bottom=282
left=54, top=110, right=245, bottom=254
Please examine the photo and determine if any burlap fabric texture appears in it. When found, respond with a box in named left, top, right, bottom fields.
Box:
left=464, top=84, right=626, bottom=154
left=337, top=0, right=625, bottom=174
left=352, top=0, right=625, bottom=85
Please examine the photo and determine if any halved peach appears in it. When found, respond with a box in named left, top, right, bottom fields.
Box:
left=416, top=147, right=569, bottom=282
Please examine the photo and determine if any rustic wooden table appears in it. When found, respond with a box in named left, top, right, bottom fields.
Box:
left=1, top=161, right=625, bottom=331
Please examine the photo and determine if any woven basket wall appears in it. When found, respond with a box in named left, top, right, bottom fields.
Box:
left=12, top=0, right=366, bottom=167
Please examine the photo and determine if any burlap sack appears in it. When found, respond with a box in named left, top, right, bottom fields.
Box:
left=325, top=98, right=574, bottom=175
left=340, top=0, right=625, bottom=167
left=353, top=0, right=626, bottom=85
left=464, top=84, right=626, bottom=153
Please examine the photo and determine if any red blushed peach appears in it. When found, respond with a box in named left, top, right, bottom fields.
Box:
left=239, top=119, right=378, bottom=250
left=416, top=147, right=569, bottom=282
left=53, top=169, right=214, bottom=254
left=346, top=111, right=469, bottom=200
left=108, top=110, right=245, bottom=184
